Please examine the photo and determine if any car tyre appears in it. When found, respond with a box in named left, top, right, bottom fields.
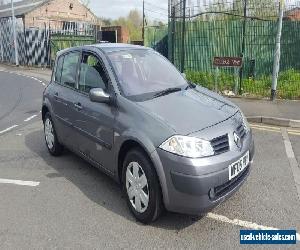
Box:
left=122, top=148, right=163, bottom=224
left=44, top=112, right=63, bottom=156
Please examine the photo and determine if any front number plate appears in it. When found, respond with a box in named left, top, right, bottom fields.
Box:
left=228, top=151, right=249, bottom=181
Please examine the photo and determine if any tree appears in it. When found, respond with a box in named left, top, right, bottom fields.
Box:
left=113, top=9, right=143, bottom=41
left=232, top=0, right=277, bottom=19
left=101, top=18, right=112, bottom=26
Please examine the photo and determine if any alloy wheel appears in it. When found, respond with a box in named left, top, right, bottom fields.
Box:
left=44, top=118, right=55, bottom=150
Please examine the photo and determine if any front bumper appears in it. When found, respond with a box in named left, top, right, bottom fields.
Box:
left=151, top=130, right=255, bottom=215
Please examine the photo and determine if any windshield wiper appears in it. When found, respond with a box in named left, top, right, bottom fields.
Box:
left=153, top=87, right=182, bottom=98
left=185, top=81, right=196, bottom=90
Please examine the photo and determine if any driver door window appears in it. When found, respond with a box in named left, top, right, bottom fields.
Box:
left=79, top=53, right=109, bottom=93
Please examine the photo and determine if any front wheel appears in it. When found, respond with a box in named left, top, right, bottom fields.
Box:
left=44, top=112, right=63, bottom=156
left=122, top=148, right=163, bottom=224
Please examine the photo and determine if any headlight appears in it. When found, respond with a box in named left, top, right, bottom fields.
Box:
left=159, top=135, right=214, bottom=158
left=240, top=111, right=250, bottom=133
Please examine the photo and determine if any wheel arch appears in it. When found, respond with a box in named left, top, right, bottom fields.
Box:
left=116, top=133, right=169, bottom=209
left=117, top=139, right=153, bottom=184
left=42, top=105, right=49, bottom=122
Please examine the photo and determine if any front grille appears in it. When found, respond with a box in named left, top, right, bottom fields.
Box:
left=237, top=122, right=246, bottom=139
left=210, top=166, right=250, bottom=200
left=211, top=134, right=229, bottom=155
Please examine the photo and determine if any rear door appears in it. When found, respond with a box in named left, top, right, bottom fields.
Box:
left=51, top=51, right=81, bottom=148
left=72, top=50, right=116, bottom=174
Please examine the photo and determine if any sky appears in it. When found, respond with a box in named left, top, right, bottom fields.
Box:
left=89, top=0, right=169, bottom=21
left=3, top=0, right=299, bottom=21
left=1, top=0, right=169, bottom=21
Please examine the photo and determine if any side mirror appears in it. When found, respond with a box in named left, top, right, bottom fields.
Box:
left=89, top=88, right=110, bottom=103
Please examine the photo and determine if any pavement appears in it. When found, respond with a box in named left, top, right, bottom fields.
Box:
left=230, top=98, right=300, bottom=127
left=0, top=64, right=300, bottom=248
left=1, top=63, right=299, bottom=125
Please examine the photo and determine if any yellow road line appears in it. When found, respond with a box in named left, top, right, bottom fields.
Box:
left=287, top=128, right=300, bottom=133
left=250, top=124, right=281, bottom=130
left=288, top=131, right=300, bottom=136
left=251, top=127, right=281, bottom=133
left=250, top=124, right=300, bottom=135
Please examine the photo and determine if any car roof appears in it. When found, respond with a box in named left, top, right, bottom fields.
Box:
left=57, top=43, right=151, bottom=57
left=90, top=43, right=149, bottom=52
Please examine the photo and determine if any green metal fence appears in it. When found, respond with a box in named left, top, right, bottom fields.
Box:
left=50, top=34, right=95, bottom=66
left=145, top=0, right=300, bottom=100
left=144, top=25, right=169, bottom=58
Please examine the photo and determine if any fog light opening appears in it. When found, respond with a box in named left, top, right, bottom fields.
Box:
left=209, top=188, right=215, bottom=199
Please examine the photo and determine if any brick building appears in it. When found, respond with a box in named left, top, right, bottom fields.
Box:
left=100, top=26, right=130, bottom=43
left=0, top=0, right=100, bottom=28
left=284, top=7, right=300, bottom=21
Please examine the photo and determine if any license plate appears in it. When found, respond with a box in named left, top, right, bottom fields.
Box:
left=228, top=151, right=249, bottom=181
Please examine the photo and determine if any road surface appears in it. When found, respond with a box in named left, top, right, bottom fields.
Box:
left=0, top=71, right=299, bottom=249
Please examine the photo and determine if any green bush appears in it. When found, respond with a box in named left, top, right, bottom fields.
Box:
left=185, top=69, right=300, bottom=99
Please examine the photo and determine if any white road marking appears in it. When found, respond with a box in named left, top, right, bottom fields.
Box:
left=0, top=178, right=40, bottom=187
left=0, top=69, right=47, bottom=87
left=206, top=213, right=300, bottom=240
left=281, top=128, right=300, bottom=202
left=24, top=114, right=38, bottom=122
left=0, top=125, right=18, bottom=135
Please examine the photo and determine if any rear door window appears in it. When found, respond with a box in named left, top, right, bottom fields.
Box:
left=60, top=52, right=80, bottom=88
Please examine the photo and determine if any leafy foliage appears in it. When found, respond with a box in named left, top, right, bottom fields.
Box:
left=185, top=69, right=300, bottom=99
left=101, top=9, right=143, bottom=41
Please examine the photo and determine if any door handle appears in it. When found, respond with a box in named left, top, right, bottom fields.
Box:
left=74, top=102, right=82, bottom=110
left=54, top=92, right=59, bottom=99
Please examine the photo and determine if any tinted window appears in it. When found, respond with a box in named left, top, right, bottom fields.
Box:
left=61, top=52, right=80, bottom=88
left=54, top=55, right=64, bottom=83
left=78, top=53, right=109, bottom=93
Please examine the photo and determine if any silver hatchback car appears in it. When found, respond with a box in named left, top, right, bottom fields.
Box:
left=42, top=44, right=254, bottom=223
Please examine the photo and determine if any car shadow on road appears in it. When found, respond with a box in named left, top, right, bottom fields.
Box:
left=25, top=128, right=202, bottom=231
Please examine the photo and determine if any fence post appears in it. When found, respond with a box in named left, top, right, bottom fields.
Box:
left=11, top=0, right=19, bottom=66
left=171, top=6, right=175, bottom=64
left=214, top=67, right=219, bottom=92
left=271, top=0, right=284, bottom=101
left=239, top=0, right=247, bottom=95
left=0, top=21, right=3, bottom=62
left=234, top=67, right=239, bottom=95
left=180, top=0, right=186, bottom=73
left=142, top=0, right=145, bottom=44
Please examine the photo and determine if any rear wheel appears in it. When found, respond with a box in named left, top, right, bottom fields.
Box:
left=44, top=112, right=63, bottom=156
left=122, top=148, right=163, bottom=224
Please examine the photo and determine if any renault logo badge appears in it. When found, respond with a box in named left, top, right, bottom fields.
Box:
left=233, top=132, right=242, bottom=149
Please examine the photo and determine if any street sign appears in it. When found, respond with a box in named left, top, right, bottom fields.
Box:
left=213, top=57, right=243, bottom=67
left=212, top=57, right=243, bottom=95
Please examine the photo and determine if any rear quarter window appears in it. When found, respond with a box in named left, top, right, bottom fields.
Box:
left=54, top=55, right=64, bottom=83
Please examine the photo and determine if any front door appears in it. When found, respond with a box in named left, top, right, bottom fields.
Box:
left=72, top=51, right=116, bottom=174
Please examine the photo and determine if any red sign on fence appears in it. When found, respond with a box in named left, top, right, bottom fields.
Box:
left=213, top=57, right=243, bottom=67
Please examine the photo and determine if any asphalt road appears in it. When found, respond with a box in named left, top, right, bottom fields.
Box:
left=0, top=71, right=299, bottom=249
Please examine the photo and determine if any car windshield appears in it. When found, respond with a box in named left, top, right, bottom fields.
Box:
left=107, top=49, right=187, bottom=101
